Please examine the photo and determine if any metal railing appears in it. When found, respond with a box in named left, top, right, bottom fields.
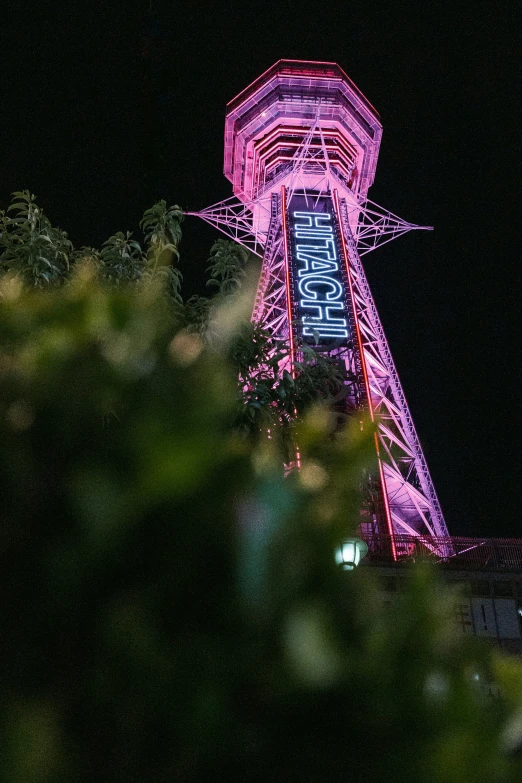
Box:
left=364, top=534, right=522, bottom=570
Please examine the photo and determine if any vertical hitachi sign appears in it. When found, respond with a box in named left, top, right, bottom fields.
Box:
left=288, top=194, right=350, bottom=343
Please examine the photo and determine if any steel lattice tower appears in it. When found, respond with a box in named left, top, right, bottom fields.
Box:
left=188, top=60, right=448, bottom=545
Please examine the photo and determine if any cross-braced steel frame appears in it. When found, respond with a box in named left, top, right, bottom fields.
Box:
left=186, top=113, right=447, bottom=542
left=184, top=191, right=432, bottom=260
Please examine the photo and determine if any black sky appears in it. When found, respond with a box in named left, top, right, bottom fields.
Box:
left=1, top=0, right=520, bottom=537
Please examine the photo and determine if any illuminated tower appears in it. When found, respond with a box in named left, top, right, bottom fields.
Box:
left=188, top=60, right=448, bottom=544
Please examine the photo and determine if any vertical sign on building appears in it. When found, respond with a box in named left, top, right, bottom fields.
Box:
left=287, top=194, right=351, bottom=346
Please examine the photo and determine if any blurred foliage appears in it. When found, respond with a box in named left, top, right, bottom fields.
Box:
left=230, top=322, right=344, bottom=458
left=99, top=231, right=146, bottom=285
left=140, top=200, right=184, bottom=303
left=1, top=194, right=522, bottom=781
left=0, top=192, right=348, bottom=452
left=0, top=192, right=184, bottom=303
left=0, top=192, right=71, bottom=287
left=206, top=238, right=249, bottom=294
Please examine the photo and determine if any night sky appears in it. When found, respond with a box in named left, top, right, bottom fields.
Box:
left=2, top=1, right=519, bottom=537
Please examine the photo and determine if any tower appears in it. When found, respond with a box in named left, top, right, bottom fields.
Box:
left=188, top=60, right=449, bottom=546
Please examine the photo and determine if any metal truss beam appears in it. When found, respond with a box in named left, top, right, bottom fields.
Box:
left=186, top=111, right=432, bottom=258
left=186, top=194, right=431, bottom=259
left=184, top=197, right=268, bottom=258
left=185, top=120, right=445, bottom=540
left=353, top=198, right=432, bottom=255
left=338, top=198, right=447, bottom=538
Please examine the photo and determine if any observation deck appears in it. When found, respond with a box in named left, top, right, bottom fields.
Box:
left=224, top=59, right=383, bottom=203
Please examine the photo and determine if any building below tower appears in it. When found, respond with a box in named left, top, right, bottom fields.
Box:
left=364, top=535, right=522, bottom=658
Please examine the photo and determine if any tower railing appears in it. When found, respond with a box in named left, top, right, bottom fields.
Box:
left=364, top=534, right=522, bottom=570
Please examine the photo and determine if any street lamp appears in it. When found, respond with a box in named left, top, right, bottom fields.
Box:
left=335, top=537, right=368, bottom=570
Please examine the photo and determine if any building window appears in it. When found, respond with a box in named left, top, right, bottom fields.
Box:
left=455, top=603, right=473, bottom=634
left=450, top=579, right=469, bottom=594
left=493, top=581, right=513, bottom=598
left=470, top=580, right=491, bottom=597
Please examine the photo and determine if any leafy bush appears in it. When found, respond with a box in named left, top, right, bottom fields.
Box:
left=0, top=271, right=522, bottom=783
left=0, top=192, right=351, bottom=453
left=0, top=192, right=71, bottom=287
left=1, top=192, right=522, bottom=781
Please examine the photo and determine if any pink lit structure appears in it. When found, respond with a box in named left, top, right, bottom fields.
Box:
left=187, top=60, right=449, bottom=545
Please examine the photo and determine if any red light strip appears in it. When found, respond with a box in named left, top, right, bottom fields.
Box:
left=332, top=189, right=396, bottom=558
left=254, top=123, right=357, bottom=155
left=281, top=185, right=296, bottom=378
left=254, top=130, right=356, bottom=169
left=250, top=123, right=358, bottom=194
left=375, top=434, right=396, bottom=557
left=259, top=148, right=355, bottom=178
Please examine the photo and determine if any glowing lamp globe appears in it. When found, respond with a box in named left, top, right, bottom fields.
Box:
left=335, top=537, right=369, bottom=570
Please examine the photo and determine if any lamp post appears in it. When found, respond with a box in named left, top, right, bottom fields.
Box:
left=335, top=537, right=368, bottom=571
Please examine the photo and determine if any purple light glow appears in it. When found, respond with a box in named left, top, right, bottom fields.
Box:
left=192, top=60, right=448, bottom=543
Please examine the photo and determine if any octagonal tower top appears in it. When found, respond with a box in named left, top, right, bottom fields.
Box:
left=224, top=59, right=383, bottom=203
